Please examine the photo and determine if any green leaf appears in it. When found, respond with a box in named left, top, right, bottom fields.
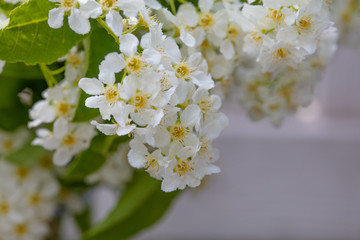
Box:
left=0, top=0, right=88, bottom=65
left=0, top=107, right=28, bottom=131
left=5, top=141, right=48, bottom=165
left=86, top=25, right=119, bottom=78
left=82, top=171, right=179, bottom=240
left=64, top=149, right=106, bottom=182
left=75, top=208, right=92, bottom=233
left=0, top=63, right=43, bottom=80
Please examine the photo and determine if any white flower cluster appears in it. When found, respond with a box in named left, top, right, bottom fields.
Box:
left=78, top=17, right=228, bottom=191
left=30, top=47, right=96, bottom=166
left=0, top=160, right=59, bottom=240
left=241, top=0, right=333, bottom=73
left=235, top=26, right=338, bottom=126
left=157, top=0, right=336, bottom=124
left=47, top=0, right=158, bottom=35
left=331, top=0, right=360, bottom=47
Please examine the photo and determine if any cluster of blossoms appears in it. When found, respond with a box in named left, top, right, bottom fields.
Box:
left=235, top=26, right=338, bottom=126
left=30, top=47, right=97, bottom=166
left=330, top=0, right=360, bottom=47
left=47, top=0, right=159, bottom=35
left=154, top=0, right=338, bottom=125
left=0, top=130, right=59, bottom=240
left=79, top=17, right=228, bottom=191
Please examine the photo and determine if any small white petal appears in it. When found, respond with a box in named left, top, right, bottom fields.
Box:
left=198, top=0, right=214, bottom=13
left=53, top=148, right=73, bottom=166
left=99, top=53, right=126, bottom=84
left=106, top=10, right=123, bottom=37
left=79, top=78, right=104, bottom=95
left=80, top=0, right=102, bottom=18
left=181, top=104, right=201, bottom=127
left=220, top=39, right=235, bottom=60
left=180, top=29, right=196, bottom=47
left=144, top=0, right=161, bottom=9
left=120, top=34, right=139, bottom=56
left=68, top=9, right=91, bottom=35
left=142, top=49, right=161, bottom=66
left=48, top=8, right=65, bottom=29
left=191, top=71, right=214, bottom=89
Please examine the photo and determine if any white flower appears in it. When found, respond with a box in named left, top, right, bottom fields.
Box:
left=79, top=52, right=125, bottom=120
left=0, top=128, right=30, bottom=155
left=258, top=41, right=307, bottom=73
left=119, top=72, right=164, bottom=127
left=128, top=138, right=167, bottom=179
left=64, top=46, right=86, bottom=83
left=33, top=118, right=96, bottom=166
left=29, top=82, right=79, bottom=128
left=173, top=52, right=214, bottom=90
left=140, top=24, right=181, bottom=67
left=161, top=145, right=220, bottom=192
left=48, top=0, right=102, bottom=34
left=163, top=3, right=199, bottom=47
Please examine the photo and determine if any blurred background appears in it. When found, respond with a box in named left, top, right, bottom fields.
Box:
left=87, top=46, right=360, bottom=240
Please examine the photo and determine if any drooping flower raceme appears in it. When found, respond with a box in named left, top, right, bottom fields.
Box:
left=78, top=21, right=228, bottom=192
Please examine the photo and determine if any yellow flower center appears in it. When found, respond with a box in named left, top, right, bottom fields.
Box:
left=3, top=139, right=13, bottom=152
left=16, top=167, right=29, bottom=180
left=131, top=91, right=151, bottom=111
left=14, top=224, right=28, bottom=236
left=199, top=99, right=212, bottom=113
left=227, top=25, right=240, bottom=40
left=298, top=15, right=312, bottom=32
left=62, top=134, right=76, bottom=147
left=61, top=0, right=77, bottom=10
left=145, top=154, right=159, bottom=177
left=169, top=124, right=188, bottom=141
left=199, top=13, right=214, bottom=29
left=28, top=193, right=41, bottom=206
left=174, top=158, right=193, bottom=176
left=267, top=9, right=284, bottom=23
left=126, top=56, right=144, bottom=74
left=250, top=31, right=263, bottom=46
left=57, top=101, right=70, bottom=116
left=0, top=201, right=9, bottom=214
left=174, top=62, right=192, bottom=80
left=67, top=53, right=82, bottom=67
left=104, top=85, right=120, bottom=103
left=274, top=47, right=289, bottom=59
left=100, top=0, right=116, bottom=11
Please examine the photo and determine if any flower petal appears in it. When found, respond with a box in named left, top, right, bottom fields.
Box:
left=68, top=9, right=91, bottom=35
left=48, top=8, right=64, bottom=29
left=106, top=10, right=123, bottom=37
left=120, top=33, right=139, bottom=56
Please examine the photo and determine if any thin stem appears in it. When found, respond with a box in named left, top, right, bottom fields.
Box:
left=96, top=18, right=119, bottom=44
left=39, top=64, right=57, bottom=88
left=50, top=65, right=66, bottom=75
left=168, top=0, right=176, bottom=15
left=122, top=23, right=140, bottom=35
